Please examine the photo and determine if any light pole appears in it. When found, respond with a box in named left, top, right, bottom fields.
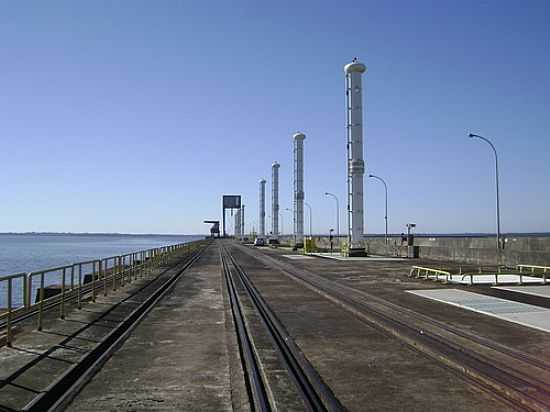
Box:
left=368, top=174, right=388, bottom=245
left=304, top=202, right=313, bottom=237
left=280, top=212, right=284, bottom=236
left=468, top=133, right=501, bottom=250
left=324, top=192, right=340, bottom=241
left=284, top=208, right=292, bottom=242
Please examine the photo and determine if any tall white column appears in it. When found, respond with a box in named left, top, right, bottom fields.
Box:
left=234, top=207, right=241, bottom=238
left=241, top=205, right=245, bottom=241
left=259, top=179, right=266, bottom=238
left=271, top=161, right=280, bottom=241
left=345, top=58, right=367, bottom=255
left=293, top=132, right=305, bottom=247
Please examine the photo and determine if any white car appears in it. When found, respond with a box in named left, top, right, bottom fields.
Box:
left=253, top=238, right=266, bottom=246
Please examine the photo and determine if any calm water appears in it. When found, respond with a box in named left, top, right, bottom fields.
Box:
left=0, top=233, right=203, bottom=307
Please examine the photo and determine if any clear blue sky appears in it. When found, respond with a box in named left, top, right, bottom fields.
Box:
left=1, top=1, right=549, bottom=235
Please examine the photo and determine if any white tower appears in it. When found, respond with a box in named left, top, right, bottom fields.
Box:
left=345, top=58, right=367, bottom=256
left=241, top=205, right=245, bottom=241
left=234, top=207, right=241, bottom=238
left=259, top=179, right=266, bottom=239
left=271, top=161, right=280, bottom=243
left=293, top=132, right=305, bottom=247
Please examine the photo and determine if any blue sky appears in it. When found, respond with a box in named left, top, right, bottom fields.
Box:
left=0, top=1, right=549, bottom=235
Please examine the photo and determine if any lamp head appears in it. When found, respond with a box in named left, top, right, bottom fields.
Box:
left=468, top=133, right=476, bottom=138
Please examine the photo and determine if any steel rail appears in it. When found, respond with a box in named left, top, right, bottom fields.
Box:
left=220, top=246, right=271, bottom=412
left=221, top=242, right=345, bottom=412
left=239, top=244, right=550, bottom=412
left=19, top=241, right=208, bottom=412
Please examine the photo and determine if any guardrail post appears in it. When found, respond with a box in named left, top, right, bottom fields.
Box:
left=7, top=278, right=12, bottom=346
left=102, top=260, right=107, bottom=296
left=120, top=256, right=125, bottom=287
left=24, top=274, right=30, bottom=309
left=78, top=263, right=82, bottom=309
left=113, top=258, right=118, bottom=292
left=38, top=273, right=45, bottom=331
left=91, top=262, right=97, bottom=302
left=60, top=267, right=66, bottom=319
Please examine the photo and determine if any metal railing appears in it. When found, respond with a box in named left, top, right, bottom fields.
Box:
left=0, top=241, right=201, bottom=346
left=410, top=263, right=550, bottom=286
left=409, top=266, right=452, bottom=282
left=517, top=264, right=550, bottom=283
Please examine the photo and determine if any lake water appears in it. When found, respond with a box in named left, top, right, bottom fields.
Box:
left=0, top=233, right=203, bottom=307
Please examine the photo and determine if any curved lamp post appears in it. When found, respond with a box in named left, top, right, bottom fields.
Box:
left=324, top=192, right=340, bottom=240
left=468, top=133, right=501, bottom=250
left=368, top=174, right=388, bottom=245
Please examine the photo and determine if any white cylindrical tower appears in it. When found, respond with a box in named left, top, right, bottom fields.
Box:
left=234, top=208, right=241, bottom=238
left=241, top=205, right=245, bottom=240
left=293, top=132, right=306, bottom=247
left=259, top=179, right=266, bottom=238
left=345, top=58, right=367, bottom=256
left=271, top=161, right=280, bottom=242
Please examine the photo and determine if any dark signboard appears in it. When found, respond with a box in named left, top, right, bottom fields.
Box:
left=223, top=195, right=241, bottom=209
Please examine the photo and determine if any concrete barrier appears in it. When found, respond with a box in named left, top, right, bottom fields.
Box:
left=277, top=234, right=550, bottom=265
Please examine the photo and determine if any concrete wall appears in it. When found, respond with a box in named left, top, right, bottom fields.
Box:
left=277, top=234, right=550, bottom=266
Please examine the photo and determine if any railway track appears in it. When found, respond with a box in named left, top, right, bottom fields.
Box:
left=220, top=242, right=345, bottom=412
left=236, top=244, right=550, bottom=412
left=0, top=242, right=208, bottom=412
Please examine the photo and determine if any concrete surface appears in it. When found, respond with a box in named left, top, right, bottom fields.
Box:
left=409, top=288, right=550, bottom=334
left=7, top=239, right=550, bottom=411
left=494, top=285, right=550, bottom=298
left=67, top=244, right=237, bottom=412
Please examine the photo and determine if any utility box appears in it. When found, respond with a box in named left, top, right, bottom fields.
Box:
left=407, top=245, right=419, bottom=258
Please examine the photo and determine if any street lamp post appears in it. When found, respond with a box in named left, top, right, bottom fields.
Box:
left=284, top=208, right=292, bottom=242
left=304, top=202, right=313, bottom=237
left=280, top=212, right=284, bottom=236
left=368, top=174, right=388, bottom=246
left=324, top=192, right=340, bottom=241
left=468, top=133, right=501, bottom=250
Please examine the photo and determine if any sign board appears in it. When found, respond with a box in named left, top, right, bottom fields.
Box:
left=223, top=195, right=241, bottom=209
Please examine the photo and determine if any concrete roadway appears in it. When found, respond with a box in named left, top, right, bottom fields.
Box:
left=62, top=239, right=550, bottom=411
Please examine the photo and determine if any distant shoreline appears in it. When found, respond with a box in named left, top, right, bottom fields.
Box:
left=0, top=232, right=206, bottom=237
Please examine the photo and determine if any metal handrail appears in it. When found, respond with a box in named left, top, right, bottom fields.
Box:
left=409, top=266, right=452, bottom=282
left=0, top=241, right=197, bottom=342
left=517, top=264, right=550, bottom=283
left=0, top=272, right=26, bottom=346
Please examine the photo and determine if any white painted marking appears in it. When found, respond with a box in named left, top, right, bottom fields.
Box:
left=493, top=286, right=550, bottom=299
left=447, top=274, right=544, bottom=285
left=408, top=289, right=550, bottom=334
left=282, top=255, right=314, bottom=260
left=308, top=253, right=406, bottom=261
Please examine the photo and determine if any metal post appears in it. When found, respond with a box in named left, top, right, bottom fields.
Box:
left=91, top=262, right=97, bottom=302
left=7, top=278, right=12, bottom=346
left=368, top=174, right=388, bottom=245
left=38, top=274, right=44, bottom=331
left=60, top=267, right=66, bottom=319
left=324, top=192, right=340, bottom=242
left=468, top=133, right=501, bottom=249
left=77, top=263, right=82, bottom=309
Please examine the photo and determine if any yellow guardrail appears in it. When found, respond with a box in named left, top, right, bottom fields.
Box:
left=0, top=240, right=204, bottom=346
left=517, top=264, right=550, bottom=283
left=409, top=266, right=452, bottom=282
